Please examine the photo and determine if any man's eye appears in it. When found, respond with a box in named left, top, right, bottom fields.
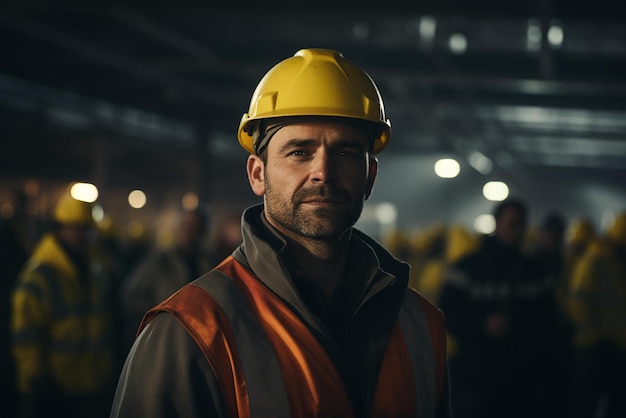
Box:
left=288, top=150, right=308, bottom=157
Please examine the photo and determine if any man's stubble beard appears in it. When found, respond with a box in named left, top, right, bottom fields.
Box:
left=263, top=174, right=364, bottom=240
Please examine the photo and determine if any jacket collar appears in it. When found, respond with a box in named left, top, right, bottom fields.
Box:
left=28, top=233, right=78, bottom=279
left=233, top=204, right=410, bottom=323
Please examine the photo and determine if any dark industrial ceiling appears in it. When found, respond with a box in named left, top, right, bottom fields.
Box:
left=1, top=0, right=625, bottom=229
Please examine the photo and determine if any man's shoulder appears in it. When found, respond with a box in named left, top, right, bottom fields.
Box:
left=169, top=257, right=251, bottom=302
left=19, top=260, right=60, bottom=282
left=406, top=287, right=444, bottom=319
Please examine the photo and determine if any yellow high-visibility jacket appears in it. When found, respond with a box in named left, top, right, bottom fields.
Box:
left=11, top=233, right=113, bottom=394
left=568, top=239, right=626, bottom=348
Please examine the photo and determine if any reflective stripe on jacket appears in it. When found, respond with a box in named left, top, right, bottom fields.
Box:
left=140, top=255, right=446, bottom=418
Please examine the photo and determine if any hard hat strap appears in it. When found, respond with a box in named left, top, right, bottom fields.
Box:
left=253, top=120, right=291, bottom=156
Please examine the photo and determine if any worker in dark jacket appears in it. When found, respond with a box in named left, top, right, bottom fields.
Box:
left=438, top=198, right=562, bottom=418
left=119, top=207, right=215, bottom=353
left=111, top=48, right=453, bottom=417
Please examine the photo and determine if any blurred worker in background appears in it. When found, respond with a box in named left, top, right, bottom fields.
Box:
left=530, top=210, right=567, bottom=285
left=414, top=224, right=479, bottom=305
left=207, top=210, right=243, bottom=262
left=562, top=217, right=597, bottom=306
left=111, top=48, right=452, bottom=417
left=438, top=197, right=562, bottom=418
left=527, top=210, right=572, bottom=409
left=1, top=189, right=32, bottom=418
left=409, top=223, right=447, bottom=301
left=11, top=190, right=114, bottom=418
left=119, top=207, right=215, bottom=353
left=567, top=212, right=626, bottom=418
left=92, top=214, right=133, bottom=378
left=120, top=220, right=153, bottom=276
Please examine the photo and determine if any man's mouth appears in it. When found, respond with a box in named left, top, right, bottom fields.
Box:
left=301, top=199, right=340, bottom=206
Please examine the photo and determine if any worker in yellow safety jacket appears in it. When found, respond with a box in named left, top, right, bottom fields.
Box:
left=110, top=48, right=452, bottom=418
left=11, top=190, right=114, bottom=418
left=567, top=212, right=626, bottom=418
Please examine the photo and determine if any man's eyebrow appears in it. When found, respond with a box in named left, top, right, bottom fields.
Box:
left=278, top=138, right=317, bottom=152
left=278, top=138, right=367, bottom=153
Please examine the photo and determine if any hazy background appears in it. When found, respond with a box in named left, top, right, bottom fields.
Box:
left=1, top=0, right=625, bottom=243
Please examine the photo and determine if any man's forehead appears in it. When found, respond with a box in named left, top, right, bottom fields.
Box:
left=271, top=121, right=370, bottom=143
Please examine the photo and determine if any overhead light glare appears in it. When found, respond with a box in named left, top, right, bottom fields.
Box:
left=468, top=151, right=493, bottom=174
left=449, top=33, right=467, bottom=54
left=182, top=192, right=199, bottom=211
left=526, top=18, right=542, bottom=51
left=482, top=181, right=509, bottom=201
left=419, top=15, right=437, bottom=42
left=376, top=202, right=398, bottom=225
left=474, top=214, right=496, bottom=235
left=547, top=21, right=564, bottom=48
left=434, top=158, right=461, bottom=178
left=128, top=189, right=147, bottom=209
left=92, top=204, right=105, bottom=222
left=70, top=182, right=99, bottom=203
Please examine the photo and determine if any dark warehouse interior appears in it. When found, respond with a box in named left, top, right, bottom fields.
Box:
left=2, top=1, right=626, bottom=418
left=1, top=0, right=625, bottom=235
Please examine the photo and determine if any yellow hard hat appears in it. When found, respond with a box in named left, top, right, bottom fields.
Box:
left=446, top=225, right=478, bottom=263
left=238, top=48, right=392, bottom=155
left=607, top=212, right=626, bottom=248
left=567, top=218, right=595, bottom=247
left=53, top=192, right=95, bottom=226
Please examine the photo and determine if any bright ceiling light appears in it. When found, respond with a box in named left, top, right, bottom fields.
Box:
left=468, top=151, right=493, bottom=174
left=128, top=189, right=147, bottom=209
left=70, top=182, right=99, bottom=203
left=434, top=158, right=461, bottom=178
left=474, top=214, right=496, bottom=235
left=548, top=22, right=564, bottom=48
left=449, top=33, right=467, bottom=54
left=92, top=204, right=105, bottom=222
left=182, top=192, right=199, bottom=211
left=526, top=18, right=542, bottom=51
left=419, top=15, right=437, bottom=41
left=376, top=202, right=398, bottom=225
left=483, top=181, right=510, bottom=201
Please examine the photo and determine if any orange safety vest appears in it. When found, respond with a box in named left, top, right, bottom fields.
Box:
left=140, top=256, right=446, bottom=418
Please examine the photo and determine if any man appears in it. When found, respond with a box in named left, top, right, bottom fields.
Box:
left=438, top=198, right=562, bottom=418
left=11, top=189, right=114, bottom=418
left=120, top=207, right=214, bottom=353
left=1, top=189, right=31, bottom=418
left=111, top=48, right=452, bottom=418
left=567, top=212, right=626, bottom=418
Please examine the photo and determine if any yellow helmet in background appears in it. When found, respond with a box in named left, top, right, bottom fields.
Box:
left=414, top=223, right=446, bottom=254
left=567, top=217, right=595, bottom=248
left=53, top=192, right=95, bottom=226
left=382, top=229, right=412, bottom=259
left=446, top=225, right=479, bottom=263
left=238, top=48, right=392, bottom=155
left=607, top=212, right=626, bottom=249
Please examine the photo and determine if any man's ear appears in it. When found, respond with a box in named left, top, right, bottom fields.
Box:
left=365, top=156, right=378, bottom=200
left=247, top=154, right=265, bottom=197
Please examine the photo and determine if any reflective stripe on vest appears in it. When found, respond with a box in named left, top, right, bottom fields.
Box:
left=140, top=256, right=444, bottom=418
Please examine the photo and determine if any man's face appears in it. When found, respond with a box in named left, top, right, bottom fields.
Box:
left=57, top=224, right=94, bottom=253
left=178, top=212, right=206, bottom=252
left=247, top=120, right=377, bottom=241
left=495, top=207, right=527, bottom=248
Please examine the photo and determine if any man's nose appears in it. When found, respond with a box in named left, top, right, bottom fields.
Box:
left=310, top=151, right=334, bottom=183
